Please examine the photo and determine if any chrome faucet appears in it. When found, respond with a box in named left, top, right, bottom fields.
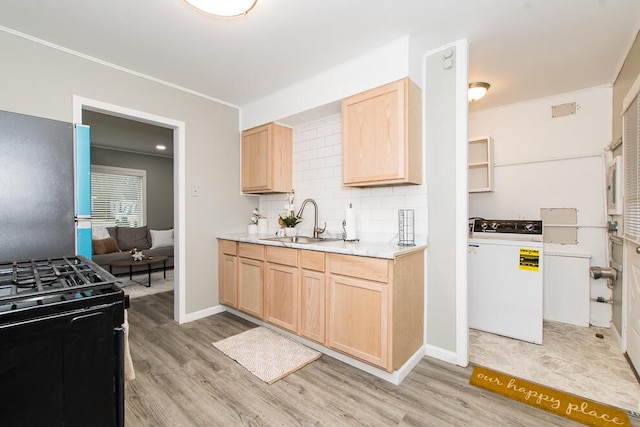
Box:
left=296, top=199, right=326, bottom=238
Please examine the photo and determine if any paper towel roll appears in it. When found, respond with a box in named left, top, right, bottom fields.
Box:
left=344, top=206, right=357, bottom=240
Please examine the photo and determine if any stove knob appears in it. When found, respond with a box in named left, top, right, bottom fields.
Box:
left=491, top=222, right=498, bottom=230
left=481, top=222, right=488, bottom=230
left=525, top=223, right=534, bottom=232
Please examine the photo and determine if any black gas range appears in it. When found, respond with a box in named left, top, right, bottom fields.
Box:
left=0, top=256, right=127, bottom=427
left=0, top=256, right=125, bottom=322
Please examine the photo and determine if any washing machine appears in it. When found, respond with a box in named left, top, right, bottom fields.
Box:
left=468, top=219, right=544, bottom=344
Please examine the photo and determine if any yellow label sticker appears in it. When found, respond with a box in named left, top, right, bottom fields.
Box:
left=520, top=248, right=540, bottom=271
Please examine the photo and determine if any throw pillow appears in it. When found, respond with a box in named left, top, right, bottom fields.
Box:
left=92, top=237, right=119, bottom=255
left=116, top=226, right=151, bottom=251
left=150, top=229, right=174, bottom=249
left=92, top=226, right=110, bottom=240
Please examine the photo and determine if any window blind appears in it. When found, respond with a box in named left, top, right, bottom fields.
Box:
left=624, top=94, right=640, bottom=242
left=91, top=165, right=146, bottom=228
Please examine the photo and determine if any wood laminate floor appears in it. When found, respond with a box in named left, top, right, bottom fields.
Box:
left=125, top=292, right=640, bottom=426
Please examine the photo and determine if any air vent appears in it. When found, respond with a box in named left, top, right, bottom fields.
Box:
left=551, top=102, right=577, bottom=118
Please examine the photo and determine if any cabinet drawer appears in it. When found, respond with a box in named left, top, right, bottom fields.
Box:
left=300, top=250, right=325, bottom=272
left=219, top=239, right=237, bottom=256
left=266, top=246, right=298, bottom=267
left=328, top=254, right=389, bottom=283
left=238, top=243, right=265, bottom=261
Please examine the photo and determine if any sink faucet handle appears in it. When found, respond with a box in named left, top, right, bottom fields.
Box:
left=315, top=222, right=326, bottom=236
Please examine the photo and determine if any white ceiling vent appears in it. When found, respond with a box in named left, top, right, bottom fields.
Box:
left=551, top=102, right=579, bottom=118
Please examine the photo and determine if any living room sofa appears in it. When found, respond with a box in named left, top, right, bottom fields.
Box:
left=92, top=226, right=174, bottom=275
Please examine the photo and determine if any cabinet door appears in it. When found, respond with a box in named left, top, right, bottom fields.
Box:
left=238, top=257, right=264, bottom=319
left=299, top=269, right=325, bottom=344
left=241, top=123, right=292, bottom=194
left=265, top=263, right=298, bottom=332
left=219, top=253, right=237, bottom=308
left=327, top=274, right=389, bottom=370
left=242, top=125, right=270, bottom=192
left=342, top=78, right=421, bottom=187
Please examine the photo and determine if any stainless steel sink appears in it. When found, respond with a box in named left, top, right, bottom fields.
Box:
left=262, top=236, right=342, bottom=244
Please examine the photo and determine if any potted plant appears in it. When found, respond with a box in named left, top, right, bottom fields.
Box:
left=279, top=190, right=302, bottom=236
left=248, top=208, right=260, bottom=234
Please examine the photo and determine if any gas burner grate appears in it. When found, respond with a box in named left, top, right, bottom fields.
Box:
left=0, top=256, right=118, bottom=304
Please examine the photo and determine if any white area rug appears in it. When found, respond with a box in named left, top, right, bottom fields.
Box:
left=117, top=270, right=174, bottom=299
left=213, top=326, right=321, bottom=384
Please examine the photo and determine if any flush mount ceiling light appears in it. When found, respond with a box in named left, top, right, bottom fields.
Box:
left=468, top=82, right=490, bottom=102
left=184, top=0, right=257, bottom=17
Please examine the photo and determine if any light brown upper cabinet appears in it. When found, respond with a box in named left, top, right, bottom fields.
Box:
left=342, top=78, right=422, bottom=187
left=241, top=122, right=292, bottom=194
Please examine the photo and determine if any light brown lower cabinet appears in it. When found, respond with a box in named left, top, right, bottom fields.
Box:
left=218, top=240, right=238, bottom=308
left=218, top=239, right=424, bottom=372
left=327, top=251, right=424, bottom=372
left=299, top=250, right=326, bottom=344
left=265, top=247, right=299, bottom=332
left=328, top=274, right=388, bottom=368
left=237, top=243, right=265, bottom=319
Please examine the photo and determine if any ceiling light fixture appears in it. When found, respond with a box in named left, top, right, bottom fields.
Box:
left=184, top=0, right=258, bottom=17
left=156, top=144, right=167, bottom=151
left=468, top=82, right=490, bottom=102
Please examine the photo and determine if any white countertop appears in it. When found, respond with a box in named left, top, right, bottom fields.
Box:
left=217, top=233, right=426, bottom=259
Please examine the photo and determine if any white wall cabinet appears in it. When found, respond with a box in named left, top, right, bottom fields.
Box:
left=468, top=136, right=493, bottom=192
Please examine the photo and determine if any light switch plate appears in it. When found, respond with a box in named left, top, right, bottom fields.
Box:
left=191, top=186, right=199, bottom=197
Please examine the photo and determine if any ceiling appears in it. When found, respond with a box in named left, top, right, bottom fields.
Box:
left=83, top=110, right=174, bottom=158
left=1, top=0, right=639, bottom=114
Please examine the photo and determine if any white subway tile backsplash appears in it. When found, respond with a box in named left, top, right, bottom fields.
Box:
left=324, top=133, right=341, bottom=147
left=259, top=114, right=428, bottom=242
left=361, top=197, right=383, bottom=209
left=317, top=146, right=334, bottom=158
left=301, top=129, right=318, bottom=141
left=404, top=194, right=428, bottom=208
left=392, top=185, right=419, bottom=196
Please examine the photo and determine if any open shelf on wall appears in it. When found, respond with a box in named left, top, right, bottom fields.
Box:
left=468, top=136, right=494, bottom=192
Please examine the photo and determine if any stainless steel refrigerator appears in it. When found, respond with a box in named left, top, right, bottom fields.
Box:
left=0, top=109, right=92, bottom=261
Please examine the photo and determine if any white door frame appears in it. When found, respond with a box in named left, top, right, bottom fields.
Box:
left=73, top=96, right=187, bottom=324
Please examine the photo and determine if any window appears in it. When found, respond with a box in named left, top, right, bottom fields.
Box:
left=624, top=94, right=640, bottom=242
left=91, top=165, right=147, bottom=228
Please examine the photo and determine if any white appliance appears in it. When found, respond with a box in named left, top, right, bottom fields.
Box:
left=468, top=219, right=544, bottom=344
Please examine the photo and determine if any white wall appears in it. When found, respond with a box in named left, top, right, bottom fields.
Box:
left=0, top=29, right=254, bottom=316
left=241, top=35, right=423, bottom=129
left=258, top=114, right=428, bottom=244
left=424, top=43, right=468, bottom=361
left=469, top=86, right=613, bottom=326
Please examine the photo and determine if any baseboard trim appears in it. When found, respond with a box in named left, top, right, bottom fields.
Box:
left=223, top=307, right=423, bottom=385
left=623, top=352, right=640, bottom=385
left=611, top=322, right=623, bottom=349
left=424, top=344, right=458, bottom=365
left=182, top=304, right=226, bottom=323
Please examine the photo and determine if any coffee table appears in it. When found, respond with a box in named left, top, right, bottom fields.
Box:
left=109, top=256, right=168, bottom=287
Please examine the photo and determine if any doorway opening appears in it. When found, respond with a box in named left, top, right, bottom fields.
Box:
left=73, top=96, right=186, bottom=323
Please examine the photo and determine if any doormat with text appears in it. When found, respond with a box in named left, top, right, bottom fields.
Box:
left=470, top=365, right=630, bottom=426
